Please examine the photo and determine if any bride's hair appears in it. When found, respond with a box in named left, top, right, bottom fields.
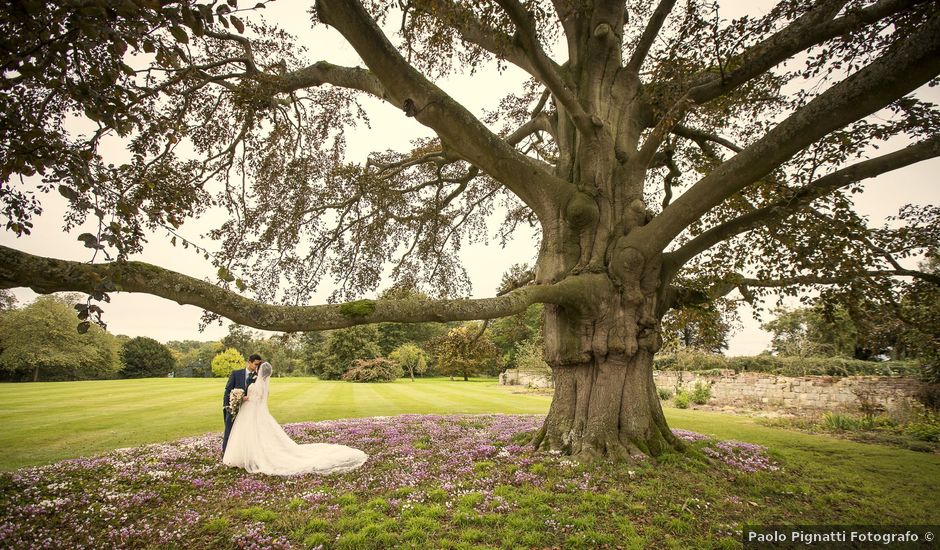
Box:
left=259, top=362, right=273, bottom=379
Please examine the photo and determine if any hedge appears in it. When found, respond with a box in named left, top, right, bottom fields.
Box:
left=654, top=352, right=921, bottom=377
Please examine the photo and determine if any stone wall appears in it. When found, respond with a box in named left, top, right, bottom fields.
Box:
left=500, top=369, right=553, bottom=389
left=654, top=370, right=923, bottom=412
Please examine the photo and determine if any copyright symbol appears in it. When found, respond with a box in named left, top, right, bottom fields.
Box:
left=926, top=532, right=934, bottom=542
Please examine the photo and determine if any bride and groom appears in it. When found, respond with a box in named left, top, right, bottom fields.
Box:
left=221, top=354, right=368, bottom=475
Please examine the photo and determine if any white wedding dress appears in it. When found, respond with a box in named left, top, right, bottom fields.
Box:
left=222, top=363, right=368, bottom=475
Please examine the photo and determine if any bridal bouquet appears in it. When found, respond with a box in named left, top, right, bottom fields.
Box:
left=226, top=388, right=246, bottom=418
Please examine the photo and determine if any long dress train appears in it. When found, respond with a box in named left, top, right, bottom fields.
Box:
left=222, top=366, right=367, bottom=475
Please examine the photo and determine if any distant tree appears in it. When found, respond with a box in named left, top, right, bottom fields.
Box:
left=120, top=336, right=176, bottom=378
left=317, top=325, right=381, bottom=380
left=431, top=323, right=500, bottom=381
left=389, top=343, right=428, bottom=381
left=762, top=305, right=857, bottom=358
left=0, top=296, right=120, bottom=382
left=375, top=287, right=449, bottom=355
left=513, top=337, right=552, bottom=383
left=175, top=341, right=224, bottom=377
left=895, top=254, right=940, bottom=381
left=222, top=324, right=258, bottom=358
left=165, top=339, right=205, bottom=355
left=661, top=301, right=735, bottom=354
left=490, top=303, right=543, bottom=370
left=255, top=332, right=302, bottom=376
left=211, top=347, right=245, bottom=378
left=299, top=331, right=327, bottom=376
left=342, top=357, right=403, bottom=382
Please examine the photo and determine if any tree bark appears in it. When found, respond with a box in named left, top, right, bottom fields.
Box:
left=533, top=294, right=683, bottom=460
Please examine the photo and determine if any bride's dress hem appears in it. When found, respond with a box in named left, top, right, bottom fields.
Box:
left=221, top=382, right=368, bottom=476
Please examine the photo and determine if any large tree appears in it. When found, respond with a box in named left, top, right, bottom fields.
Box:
left=0, top=296, right=120, bottom=382
left=1, top=0, right=939, bottom=459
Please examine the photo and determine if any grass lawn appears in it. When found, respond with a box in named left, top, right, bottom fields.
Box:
left=0, top=377, right=551, bottom=470
left=1, top=378, right=938, bottom=548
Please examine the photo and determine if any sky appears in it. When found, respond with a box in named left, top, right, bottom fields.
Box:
left=2, top=1, right=938, bottom=354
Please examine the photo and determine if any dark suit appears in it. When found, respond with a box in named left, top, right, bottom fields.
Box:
left=222, top=367, right=257, bottom=454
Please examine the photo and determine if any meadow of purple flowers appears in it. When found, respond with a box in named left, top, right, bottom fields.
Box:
left=0, top=414, right=780, bottom=549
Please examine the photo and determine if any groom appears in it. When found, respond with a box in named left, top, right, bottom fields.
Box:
left=222, top=353, right=263, bottom=455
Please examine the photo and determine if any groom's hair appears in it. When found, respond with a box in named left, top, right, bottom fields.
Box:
left=248, top=354, right=263, bottom=362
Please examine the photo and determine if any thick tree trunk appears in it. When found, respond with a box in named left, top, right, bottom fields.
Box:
left=533, top=335, right=682, bottom=460
left=32, top=366, right=38, bottom=383
left=532, top=185, right=683, bottom=460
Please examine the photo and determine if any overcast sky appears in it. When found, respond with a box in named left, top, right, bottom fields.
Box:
left=2, top=1, right=938, bottom=354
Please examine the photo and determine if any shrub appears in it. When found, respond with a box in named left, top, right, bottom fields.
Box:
left=657, top=387, right=673, bottom=400
left=821, top=412, right=861, bottom=431
left=211, top=347, right=245, bottom=378
left=905, top=415, right=940, bottom=442
left=120, top=336, right=176, bottom=378
left=342, top=357, right=403, bottom=382
left=690, top=381, right=711, bottom=405
left=674, top=391, right=690, bottom=409
left=916, top=384, right=940, bottom=411
left=727, top=355, right=920, bottom=377
left=655, top=349, right=729, bottom=372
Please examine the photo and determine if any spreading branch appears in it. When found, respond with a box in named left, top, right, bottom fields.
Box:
left=671, top=124, right=743, bottom=153
left=631, top=8, right=940, bottom=256
left=414, top=0, right=537, bottom=76
left=686, top=0, right=926, bottom=104
left=667, top=268, right=936, bottom=311
left=0, top=245, right=586, bottom=332
left=664, top=137, right=940, bottom=272
left=626, top=0, right=679, bottom=73
left=271, top=61, right=388, bottom=100
left=314, top=0, right=574, bottom=219
left=495, top=0, right=595, bottom=137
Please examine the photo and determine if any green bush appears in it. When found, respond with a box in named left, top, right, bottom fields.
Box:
left=342, top=357, right=403, bottom=382
left=916, top=384, right=940, bottom=410
left=657, top=387, right=673, bottom=400
left=211, top=347, right=244, bottom=378
left=655, top=350, right=729, bottom=372
left=674, top=391, right=690, bottom=409
left=120, top=336, right=176, bottom=378
left=655, top=351, right=921, bottom=377
left=690, top=381, right=711, bottom=405
left=728, top=355, right=920, bottom=377
left=905, top=420, right=940, bottom=442
left=822, top=412, right=861, bottom=432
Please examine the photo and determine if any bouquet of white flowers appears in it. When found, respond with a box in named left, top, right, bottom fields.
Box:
left=226, top=388, right=246, bottom=418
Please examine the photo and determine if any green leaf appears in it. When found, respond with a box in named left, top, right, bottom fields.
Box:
left=217, top=266, right=236, bottom=282
left=77, top=233, right=100, bottom=249
left=169, top=26, right=189, bottom=44
left=58, top=185, right=80, bottom=201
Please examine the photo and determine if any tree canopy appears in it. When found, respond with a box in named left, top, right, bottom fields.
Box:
left=120, top=335, right=176, bottom=378
left=0, top=295, right=120, bottom=381
left=431, top=323, right=501, bottom=381
left=1, top=0, right=938, bottom=459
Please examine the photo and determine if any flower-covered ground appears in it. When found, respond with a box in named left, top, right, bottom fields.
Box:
left=0, top=414, right=929, bottom=549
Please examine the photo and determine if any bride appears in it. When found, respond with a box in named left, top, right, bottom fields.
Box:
left=222, top=362, right=368, bottom=475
